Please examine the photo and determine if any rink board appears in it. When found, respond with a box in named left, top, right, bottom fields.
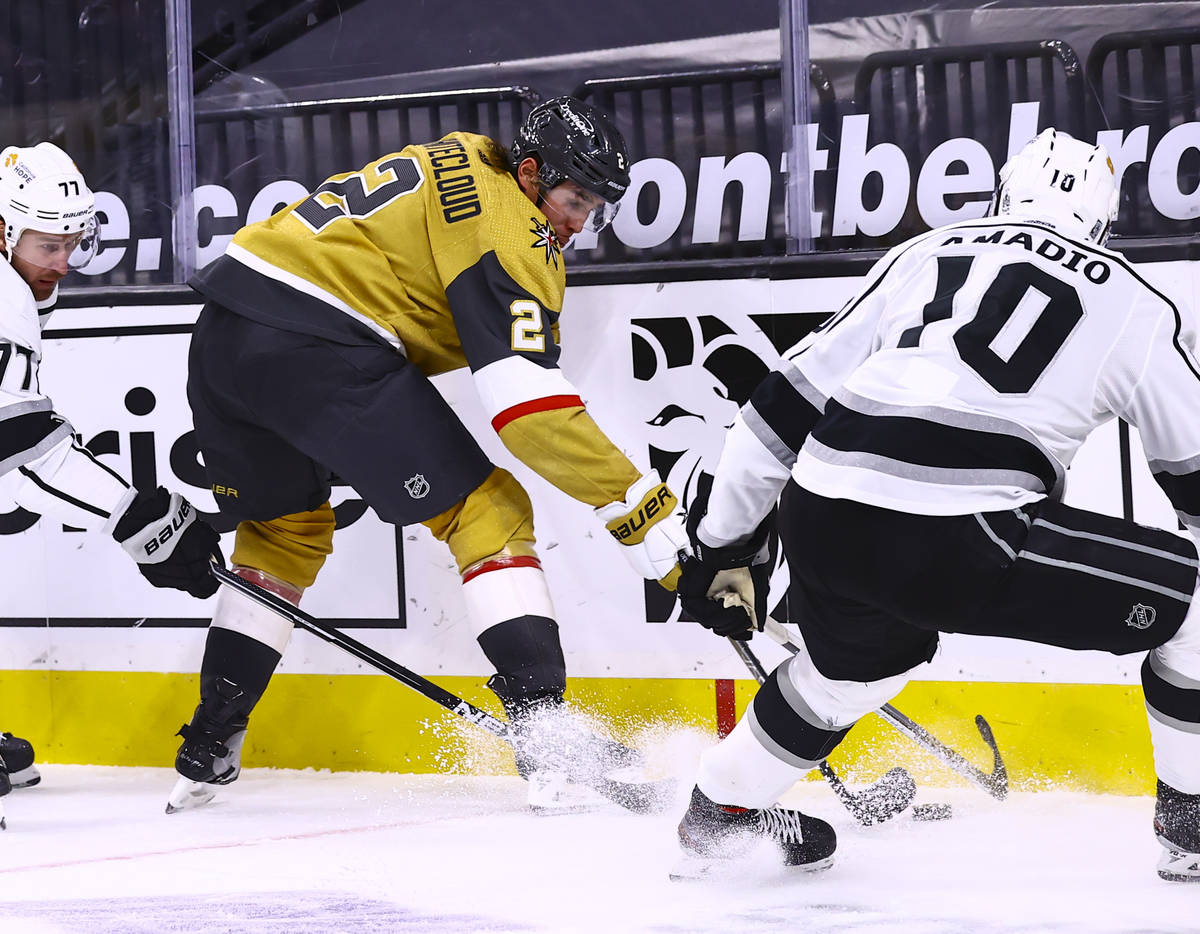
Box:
left=2, top=264, right=1198, bottom=792
left=0, top=667, right=1156, bottom=794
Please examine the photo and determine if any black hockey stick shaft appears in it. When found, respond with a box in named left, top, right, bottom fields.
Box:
left=728, top=636, right=915, bottom=825
left=762, top=618, right=1008, bottom=800
left=209, top=563, right=667, bottom=812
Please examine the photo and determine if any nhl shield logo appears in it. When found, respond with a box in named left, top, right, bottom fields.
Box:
left=1126, top=603, right=1156, bottom=630
left=404, top=474, right=430, bottom=499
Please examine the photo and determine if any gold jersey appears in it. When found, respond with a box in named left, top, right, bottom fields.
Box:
left=190, top=132, right=638, bottom=506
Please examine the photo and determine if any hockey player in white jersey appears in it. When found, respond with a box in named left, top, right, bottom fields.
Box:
left=675, top=129, right=1200, bottom=881
left=0, top=143, right=224, bottom=791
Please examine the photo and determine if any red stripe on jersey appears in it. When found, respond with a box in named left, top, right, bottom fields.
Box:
left=460, top=554, right=543, bottom=584
left=490, top=395, right=584, bottom=433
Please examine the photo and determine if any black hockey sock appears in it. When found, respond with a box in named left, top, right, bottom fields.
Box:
left=197, top=625, right=283, bottom=726
left=751, top=664, right=852, bottom=764
left=477, top=614, right=567, bottom=719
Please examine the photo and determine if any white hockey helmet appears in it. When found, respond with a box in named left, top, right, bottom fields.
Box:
left=0, top=141, right=99, bottom=268
left=991, top=129, right=1119, bottom=245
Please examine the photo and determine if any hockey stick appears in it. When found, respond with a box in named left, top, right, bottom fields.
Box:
left=209, top=563, right=670, bottom=814
left=762, top=618, right=1009, bottom=800
left=727, top=637, right=916, bottom=825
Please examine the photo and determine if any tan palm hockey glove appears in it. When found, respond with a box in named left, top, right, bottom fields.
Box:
left=595, top=470, right=689, bottom=591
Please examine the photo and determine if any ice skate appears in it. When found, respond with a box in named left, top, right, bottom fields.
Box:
left=1, top=732, right=40, bottom=788
left=672, top=785, right=836, bottom=879
left=503, top=696, right=644, bottom=813
left=165, top=677, right=250, bottom=814
left=1154, top=780, right=1200, bottom=882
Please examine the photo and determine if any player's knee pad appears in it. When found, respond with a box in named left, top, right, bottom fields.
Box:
left=231, top=504, right=335, bottom=590
left=423, top=468, right=537, bottom=573
left=478, top=615, right=566, bottom=714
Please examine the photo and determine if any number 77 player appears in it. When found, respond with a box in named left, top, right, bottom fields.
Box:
left=676, top=130, right=1200, bottom=881
left=169, top=98, right=688, bottom=812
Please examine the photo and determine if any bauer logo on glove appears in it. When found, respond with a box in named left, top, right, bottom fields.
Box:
left=141, top=497, right=193, bottom=558
left=595, top=471, right=690, bottom=589
left=604, top=482, right=675, bottom=543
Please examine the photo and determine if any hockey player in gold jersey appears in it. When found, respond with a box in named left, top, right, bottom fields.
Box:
left=168, top=97, right=688, bottom=811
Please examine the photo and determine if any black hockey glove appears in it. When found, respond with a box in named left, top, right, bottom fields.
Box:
left=112, top=487, right=224, bottom=599
left=676, top=476, right=772, bottom=641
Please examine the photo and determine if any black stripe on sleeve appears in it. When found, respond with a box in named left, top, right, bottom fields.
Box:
left=17, top=464, right=111, bottom=518
left=0, top=411, right=58, bottom=463
left=71, top=443, right=130, bottom=488
left=814, top=399, right=1060, bottom=494
left=1154, top=468, right=1200, bottom=522
left=748, top=370, right=822, bottom=457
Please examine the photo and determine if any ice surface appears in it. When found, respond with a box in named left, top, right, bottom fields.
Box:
left=3, top=758, right=1197, bottom=934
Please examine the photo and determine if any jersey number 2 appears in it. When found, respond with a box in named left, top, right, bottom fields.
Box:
left=900, top=256, right=1083, bottom=394
left=293, top=156, right=423, bottom=233
left=510, top=300, right=546, bottom=352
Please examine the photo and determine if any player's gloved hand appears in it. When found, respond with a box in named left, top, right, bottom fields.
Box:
left=676, top=476, right=772, bottom=640
left=112, top=487, right=225, bottom=599
left=595, top=470, right=689, bottom=591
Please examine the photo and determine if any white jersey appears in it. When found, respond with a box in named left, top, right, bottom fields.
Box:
left=0, top=259, right=134, bottom=531
left=701, top=215, right=1200, bottom=548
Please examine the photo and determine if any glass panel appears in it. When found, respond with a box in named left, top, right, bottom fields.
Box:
left=801, top=0, right=1200, bottom=251
left=187, top=1, right=783, bottom=270
left=0, top=0, right=175, bottom=286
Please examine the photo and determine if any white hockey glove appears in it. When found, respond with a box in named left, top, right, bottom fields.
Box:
left=111, top=487, right=225, bottom=599
left=595, top=470, right=689, bottom=591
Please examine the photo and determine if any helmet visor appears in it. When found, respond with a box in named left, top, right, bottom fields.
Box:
left=12, top=215, right=100, bottom=271
left=540, top=182, right=622, bottom=239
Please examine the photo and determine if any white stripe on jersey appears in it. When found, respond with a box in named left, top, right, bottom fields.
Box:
left=471, top=354, right=580, bottom=425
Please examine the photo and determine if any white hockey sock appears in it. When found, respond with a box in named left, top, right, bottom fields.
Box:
left=696, top=713, right=808, bottom=809
left=210, top=570, right=296, bottom=655
left=462, top=556, right=556, bottom=638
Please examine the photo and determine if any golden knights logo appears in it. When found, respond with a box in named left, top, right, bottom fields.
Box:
left=1126, top=603, right=1156, bottom=630
left=404, top=474, right=430, bottom=499
left=529, top=217, right=561, bottom=269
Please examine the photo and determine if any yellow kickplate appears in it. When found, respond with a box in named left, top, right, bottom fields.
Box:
left=0, top=670, right=1154, bottom=793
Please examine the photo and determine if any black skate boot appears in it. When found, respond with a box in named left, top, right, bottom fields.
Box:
left=0, top=732, right=39, bottom=788
left=0, top=751, right=11, bottom=798
left=166, top=678, right=250, bottom=813
left=1154, top=780, right=1200, bottom=882
left=674, top=785, right=836, bottom=878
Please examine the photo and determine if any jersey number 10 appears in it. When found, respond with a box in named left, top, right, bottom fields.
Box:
left=898, top=256, right=1084, bottom=394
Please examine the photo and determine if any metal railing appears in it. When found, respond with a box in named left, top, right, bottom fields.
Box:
left=572, top=63, right=839, bottom=263
left=193, top=85, right=538, bottom=207
left=851, top=40, right=1087, bottom=248
left=1086, top=27, right=1200, bottom=238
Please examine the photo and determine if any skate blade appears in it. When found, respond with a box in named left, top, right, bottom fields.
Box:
left=528, top=802, right=599, bottom=817
left=165, top=776, right=218, bottom=814
left=8, top=765, right=41, bottom=788
left=668, top=853, right=718, bottom=882
left=1158, top=849, right=1200, bottom=882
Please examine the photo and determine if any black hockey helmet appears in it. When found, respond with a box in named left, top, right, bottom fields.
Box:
left=511, top=97, right=631, bottom=204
